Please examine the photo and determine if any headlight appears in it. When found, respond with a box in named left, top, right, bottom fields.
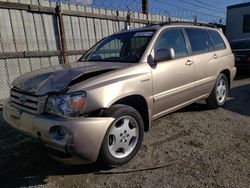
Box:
left=45, top=92, right=86, bottom=117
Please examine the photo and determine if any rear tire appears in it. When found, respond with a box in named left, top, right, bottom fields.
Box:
left=206, top=73, right=228, bottom=108
left=100, top=104, right=144, bottom=167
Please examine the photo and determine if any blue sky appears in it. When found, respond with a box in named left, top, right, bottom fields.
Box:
left=50, top=0, right=249, bottom=23
left=150, top=0, right=248, bottom=22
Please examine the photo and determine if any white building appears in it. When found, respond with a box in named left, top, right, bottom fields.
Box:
left=226, top=2, right=250, bottom=42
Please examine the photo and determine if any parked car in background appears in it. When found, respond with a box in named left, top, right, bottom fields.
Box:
left=3, top=22, right=236, bottom=167
left=230, top=38, right=250, bottom=71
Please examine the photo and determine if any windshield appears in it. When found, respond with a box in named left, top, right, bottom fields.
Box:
left=80, top=31, right=154, bottom=63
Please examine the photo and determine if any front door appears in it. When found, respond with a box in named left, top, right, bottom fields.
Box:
left=151, top=28, right=195, bottom=118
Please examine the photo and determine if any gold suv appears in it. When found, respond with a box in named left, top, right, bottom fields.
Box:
left=3, top=22, right=236, bottom=167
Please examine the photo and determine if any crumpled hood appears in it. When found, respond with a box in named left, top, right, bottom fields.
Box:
left=12, top=61, right=132, bottom=95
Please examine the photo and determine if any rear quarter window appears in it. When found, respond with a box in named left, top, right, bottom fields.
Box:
left=208, top=30, right=226, bottom=50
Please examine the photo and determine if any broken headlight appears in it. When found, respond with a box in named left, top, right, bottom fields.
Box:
left=45, top=92, right=86, bottom=117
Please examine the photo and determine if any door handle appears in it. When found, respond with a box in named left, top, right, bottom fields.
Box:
left=185, top=60, right=194, bottom=65
left=213, top=54, right=217, bottom=59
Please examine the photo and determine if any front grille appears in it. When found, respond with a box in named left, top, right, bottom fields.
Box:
left=10, top=88, right=47, bottom=114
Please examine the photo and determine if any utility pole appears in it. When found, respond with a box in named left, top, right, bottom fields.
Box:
left=142, top=0, right=149, bottom=14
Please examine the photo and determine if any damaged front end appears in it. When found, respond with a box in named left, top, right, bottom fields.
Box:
left=12, top=62, right=120, bottom=95
left=3, top=101, right=115, bottom=164
left=9, top=62, right=118, bottom=118
left=3, top=61, right=133, bottom=164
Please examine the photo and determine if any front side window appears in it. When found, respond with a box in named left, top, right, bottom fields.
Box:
left=185, top=28, right=213, bottom=54
left=154, top=29, right=188, bottom=58
left=80, top=31, right=154, bottom=63
left=208, top=30, right=226, bottom=50
left=243, top=14, right=250, bottom=33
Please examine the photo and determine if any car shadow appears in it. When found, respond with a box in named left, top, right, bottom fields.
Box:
left=179, top=86, right=250, bottom=117
left=234, top=71, right=250, bottom=80
left=178, top=102, right=213, bottom=113
left=176, top=73, right=250, bottom=117
left=225, top=71, right=250, bottom=117
left=223, top=84, right=250, bottom=117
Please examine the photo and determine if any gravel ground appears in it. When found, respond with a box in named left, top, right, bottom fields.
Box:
left=0, top=76, right=250, bottom=188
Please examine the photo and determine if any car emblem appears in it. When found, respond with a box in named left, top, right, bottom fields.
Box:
left=18, top=95, right=26, bottom=104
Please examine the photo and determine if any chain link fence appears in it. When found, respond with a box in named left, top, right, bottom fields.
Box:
left=0, top=37, right=86, bottom=103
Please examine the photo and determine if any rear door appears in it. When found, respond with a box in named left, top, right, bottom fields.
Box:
left=184, top=28, right=223, bottom=98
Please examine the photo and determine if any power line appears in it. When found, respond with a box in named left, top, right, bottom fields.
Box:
left=83, top=0, right=225, bottom=24
left=153, top=0, right=225, bottom=24
left=155, top=0, right=225, bottom=19
left=177, top=0, right=225, bottom=14
left=192, top=0, right=225, bottom=12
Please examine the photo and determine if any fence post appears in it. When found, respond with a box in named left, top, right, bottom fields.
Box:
left=126, top=12, right=132, bottom=30
left=56, top=3, right=68, bottom=64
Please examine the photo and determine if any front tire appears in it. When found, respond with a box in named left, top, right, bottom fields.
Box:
left=206, top=73, right=228, bottom=108
left=100, top=104, right=144, bottom=167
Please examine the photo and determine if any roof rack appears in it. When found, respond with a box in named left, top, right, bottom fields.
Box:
left=148, top=21, right=218, bottom=28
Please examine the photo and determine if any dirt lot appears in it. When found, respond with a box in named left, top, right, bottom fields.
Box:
left=0, top=76, right=250, bottom=188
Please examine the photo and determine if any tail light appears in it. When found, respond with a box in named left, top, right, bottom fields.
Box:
left=246, top=57, right=250, bottom=62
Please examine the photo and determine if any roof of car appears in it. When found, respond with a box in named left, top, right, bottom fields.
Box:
left=115, top=21, right=218, bottom=35
left=114, top=25, right=160, bottom=35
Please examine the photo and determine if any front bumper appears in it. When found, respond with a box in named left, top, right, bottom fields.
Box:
left=3, top=102, right=114, bottom=164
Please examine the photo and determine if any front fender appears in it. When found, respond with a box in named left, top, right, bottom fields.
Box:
left=84, top=76, right=153, bottom=113
left=67, top=63, right=153, bottom=113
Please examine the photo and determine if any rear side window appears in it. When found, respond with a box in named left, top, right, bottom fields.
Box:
left=154, top=29, right=188, bottom=58
left=185, top=28, right=213, bottom=54
left=208, top=30, right=226, bottom=50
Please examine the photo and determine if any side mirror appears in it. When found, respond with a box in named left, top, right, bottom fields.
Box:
left=154, top=48, right=175, bottom=63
